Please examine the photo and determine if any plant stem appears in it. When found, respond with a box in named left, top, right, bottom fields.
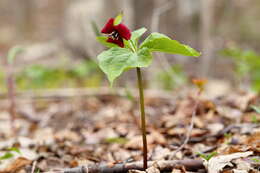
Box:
left=136, top=67, right=148, bottom=169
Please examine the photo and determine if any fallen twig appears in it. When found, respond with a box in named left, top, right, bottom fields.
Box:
left=45, top=159, right=204, bottom=173
left=31, top=161, right=37, bottom=173
left=189, top=123, right=260, bottom=143
left=169, top=90, right=201, bottom=159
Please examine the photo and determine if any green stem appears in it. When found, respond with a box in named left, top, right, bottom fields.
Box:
left=136, top=67, right=148, bottom=169
left=130, top=40, right=138, bottom=52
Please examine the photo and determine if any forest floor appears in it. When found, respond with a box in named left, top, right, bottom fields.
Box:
left=0, top=88, right=259, bottom=173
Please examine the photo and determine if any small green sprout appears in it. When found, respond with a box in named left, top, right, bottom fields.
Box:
left=0, top=152, right=14, bottom=160
left=104, top=137, right=129, bottom=144
left=224, top=133, right=232, bottom=139
left=251, top=115, right=259, bottom=123
left=7, top=46, right=24, bottom=65
left=197, top=151, right=218, bottom=161
left=124, top=89, right=135, bottom=102
left=250, top=105, right=260, bottom=123
left=251, top=158, right=260, bottom=163
left=0, top=147, right=21, bottom=160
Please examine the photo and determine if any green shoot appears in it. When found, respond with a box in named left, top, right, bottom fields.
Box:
left=197, top=151, right=218, bottom=161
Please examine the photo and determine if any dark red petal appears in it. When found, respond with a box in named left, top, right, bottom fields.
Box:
left=115, top=23, right=131, bottom=40
left=101, top=18, right=115, bottom=34
left=107, top=38, right=124, bottom=48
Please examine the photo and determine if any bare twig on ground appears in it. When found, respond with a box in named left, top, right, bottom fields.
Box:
left=189, top=123, right=260, bottom=143
left=44, top=159, right=204, bottom=173
left=169, top=90, right=201, bottom=159
left=31, top=161, right=37, bottom=173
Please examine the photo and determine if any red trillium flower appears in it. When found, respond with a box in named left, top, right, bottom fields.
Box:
left=101, top=18, right=131, bottom=48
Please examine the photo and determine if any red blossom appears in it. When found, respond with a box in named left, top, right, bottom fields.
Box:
left=101, top=18, right=131, bottom=47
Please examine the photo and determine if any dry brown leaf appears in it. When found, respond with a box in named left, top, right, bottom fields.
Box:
left=245, top=132, right=260, bottom=146
left=0, top=157, right=32, bottom=173
left=54, top=129, right=81, bottom=142
left=125, top=135, right=154, bottom=149
left=146, top=166, right=160, bottom=173
left=150, top=130, right=166, bottom=145
left=205, top=151, right=253, bottom=173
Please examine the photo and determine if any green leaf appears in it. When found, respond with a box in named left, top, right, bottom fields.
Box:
left=140, top=32, right=200, bottom=57
left=7, top=46, right=24, bottom=64
left=131, top=28, right=147, bottom=43
left=8, top=147, right=21, bottom=154
left=129, top=28, right=147, bottom=51
left=197, top=151, right=218, bottom=161
left=0, top=152, right=14, bottom=160
left=96, top=36, right=119, bottom=48
left=114, top=13, right=123, bottom=26
left=98, top=47, right=152, bottom=85
left=251, top=158, right=260, bottom=163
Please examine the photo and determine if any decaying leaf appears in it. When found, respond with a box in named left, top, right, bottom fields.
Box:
left=0, top=157, right=32, bottom=173
left=205, top=151, right=253, bottom=173
left=146, top=166, right=160, bottom=173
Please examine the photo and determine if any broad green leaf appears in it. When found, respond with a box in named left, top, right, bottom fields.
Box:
left=96, top=36, right=119, bottom=48
left=7, top=46, right=24, bottom=64
left=131, top=28, right=147, bottom=43
left=130, top=28, right=147, bottom=51
left=140, top=33, right=200, bottom=57
left=98, top=47, right=152, bottom=85
left=114, top=13, right=123, bottom=26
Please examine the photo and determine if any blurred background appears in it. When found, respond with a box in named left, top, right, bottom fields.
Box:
left=1, top=0, right=260, bottom=93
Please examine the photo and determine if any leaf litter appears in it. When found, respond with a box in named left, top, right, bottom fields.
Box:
left=0, top=89, right=259, bottom=173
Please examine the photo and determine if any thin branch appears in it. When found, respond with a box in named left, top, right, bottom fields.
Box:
left=31, top=161, right=37, bottom=173
left=169, top=90, right=201, bottom=159
left=44, top=159, right=204, bottom=173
